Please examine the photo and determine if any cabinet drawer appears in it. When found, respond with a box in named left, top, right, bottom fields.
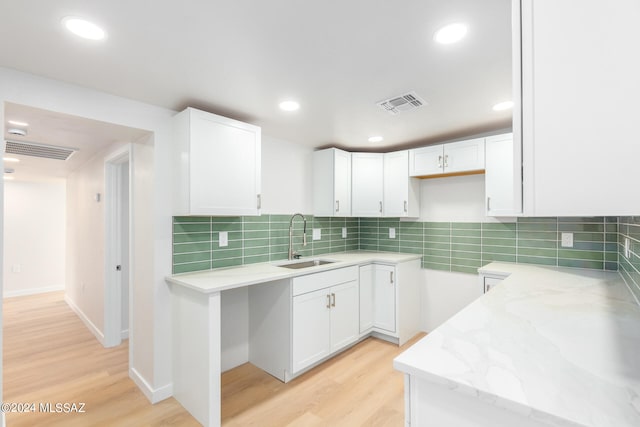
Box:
left=292, top=266, right=358, bottom=296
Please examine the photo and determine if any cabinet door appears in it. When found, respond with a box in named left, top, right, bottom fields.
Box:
left=384, top=150, right=419, bottom=217
left=189, top=109, right=261, bottom=215
left=409, top=145, right=443, bottom=177
left=443, top=138, right=484, bottom=174
left=519, top=0, right=640, bottom=215
left=485, top=133, right=521, bottom=216
left=373, top=265, right=396, bottom=333
left=292, top=288, right=331, bottom=373
left=358, top=265, right=374, bottom=333
left=334, top=149, right=352, bottom=216
left=329, top=280, right=360, bottom=353
left=351, top=153, right=384, bottom=217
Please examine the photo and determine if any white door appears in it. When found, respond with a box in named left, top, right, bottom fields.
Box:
left=444, top=138, right=485, bottom=173
left=409, top=145, right=443, bottom=177
left=373, top=265, right=396, bottom=333
left=329, top=280, right=360, bottom=352
left=383, top=151, right=410, bottom=216
left=351, top=153, right=384, bottom=217
left=358, top=266, right=374, bottom=333
left=292, top=288, right=331, bottom=373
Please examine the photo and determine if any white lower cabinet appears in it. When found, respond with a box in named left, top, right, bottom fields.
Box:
left=358, top=259, right=421, bottom=345
left=292, top=280, right=359, bottom=372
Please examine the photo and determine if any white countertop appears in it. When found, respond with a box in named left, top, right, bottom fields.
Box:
left=394, top=262, right=640, bottom=427
left=166, top=251, right=421, bottom=293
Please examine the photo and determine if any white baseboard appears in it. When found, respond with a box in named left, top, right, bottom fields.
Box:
left=64, top=295, right=105, bottom=346
left=4, top=285, right=65, bottom=298
left=129, top=367, right=173, bottom=404
left=121, top=329, right=129, bottom=340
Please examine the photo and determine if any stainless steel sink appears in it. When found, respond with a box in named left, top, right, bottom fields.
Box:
left=278, top=259, right=335, bottom=269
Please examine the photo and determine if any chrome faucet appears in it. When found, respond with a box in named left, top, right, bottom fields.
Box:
left=288, top=213, right=307, bottom=260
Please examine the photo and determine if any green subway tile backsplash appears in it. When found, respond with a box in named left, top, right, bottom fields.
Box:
left=173, top=215, right=622, bottom=277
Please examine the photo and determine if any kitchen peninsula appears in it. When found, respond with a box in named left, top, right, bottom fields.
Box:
left=167, top=251, right=421, bottom=426
left=394, top=263, right=640, bottom=427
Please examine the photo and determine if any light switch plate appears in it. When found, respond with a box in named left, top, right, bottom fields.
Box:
left=389, top=227, right=396, bottom=239
left=12, top=264, right=21, bottom=273
left=313, top=228, right=321, bottom=240
left=219, top=231, right=228, bottom=247
left=342, top=227, right=347, bottom=238
left=561, top=232, right=573, bottom=248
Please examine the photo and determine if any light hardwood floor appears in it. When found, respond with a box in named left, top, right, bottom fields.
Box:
left=3, top=291, right=423, bottom=426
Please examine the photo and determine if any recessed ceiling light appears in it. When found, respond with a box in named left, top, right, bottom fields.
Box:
left=368, top=136, right=384, bottom=143
left=3, top=157, right=20, bottom=163
left=62, top=16, right=106, bottom=40
left=8, top=120, right=28, bottom=127
left=7, top=128, right=27, bottom=136
left=279, top=100, right=300, bottom=112
left=492, top=101, right=514, bottom=111
left=434, top=23, right=468, bottom=45
left=3, top=176, right=14, bottom=181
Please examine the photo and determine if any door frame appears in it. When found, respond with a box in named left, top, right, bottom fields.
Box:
left=104, top=145, right=132, bottom=348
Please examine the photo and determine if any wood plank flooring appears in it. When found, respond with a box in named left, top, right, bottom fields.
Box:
left=3, top=291, right=424, bottom=426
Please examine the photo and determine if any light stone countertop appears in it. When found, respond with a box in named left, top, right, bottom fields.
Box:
left=394, top=262, right=640, bottom=427
left=166, top=251, right=421, bottom=294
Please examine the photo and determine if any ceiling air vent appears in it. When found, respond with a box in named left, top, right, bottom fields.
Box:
left=376, top=91, right=426, bottom=115
left=5, top=139, right=78, bottom=161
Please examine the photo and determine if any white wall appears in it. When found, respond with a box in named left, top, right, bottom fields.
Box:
left=0, top=66, right=175, bottom=403
left=3, top=180, right=66, bottom=297
left=65, top=142, right=126, bottom=340
left=261, top=135, right=314, bottom=215
left=418, top=174, right=513, bottom=332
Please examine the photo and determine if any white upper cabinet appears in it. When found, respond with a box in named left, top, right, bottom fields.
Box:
left=313, top=148, right=351, bottom=217
left=516, top=0, right=640, bottom=216
left=485, top=133, right=522, bottom=216
left=172, top=107, right=261, bottom=216
left=351, top=153, right=384, bottom=217
left=383, top=151, right=420, bottom=217
left=409, top=138, right=485, bottom=177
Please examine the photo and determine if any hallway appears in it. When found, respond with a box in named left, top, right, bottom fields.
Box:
left=2, top=291, right=196, bottom=426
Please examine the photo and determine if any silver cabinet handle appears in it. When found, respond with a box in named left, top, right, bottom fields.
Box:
left=487, top=197, right=491, bottom=211
left=379, top=201, right=383, bottom=213
left=404, top=201, right=408, bottom=212
left=331, top=293, right=336, bottom=307
left=438, top=155, right=443, bottom=168
left=444, top=154, right=449, bottom=168
left=390, top=271, right=394, bottom=284
left=336, top=200, right=340, bottom=212
left=326, top=294, right=331, bottom=308
left=257, top=194, right=261, bottom=209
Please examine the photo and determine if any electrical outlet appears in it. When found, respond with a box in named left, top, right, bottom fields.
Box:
left=219, top=231, right=228, bottom=247
left=313, top=228, right=321, bottom=240
left=342, top=227, right=347, bottom=238
left=12, top=264, right=21, bottom=273
left=389, top=227, right=396, bottom=239
left=561, top=232, right=573, bottom=248
left=625, top=237, right=631, bottom=258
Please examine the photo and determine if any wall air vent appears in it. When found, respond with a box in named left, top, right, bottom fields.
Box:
left=5, top=139, right=78, bottom=161
left=376, top=91, right=427, bottom=115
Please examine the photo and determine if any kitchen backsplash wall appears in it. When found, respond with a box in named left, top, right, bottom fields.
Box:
left=360, top=216, right=618, bottom=274
left=618, top=216, right=640, bottom=304
left=173, top=215, right=618, bottom=275
left=173, top=215, right=358, bottom=273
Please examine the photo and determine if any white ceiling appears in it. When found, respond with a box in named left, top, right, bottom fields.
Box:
left=1, top=0, right=512, bottom=155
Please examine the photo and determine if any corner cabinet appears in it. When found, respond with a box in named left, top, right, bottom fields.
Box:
left=172, top=107, right=261, bottom=216
left=516, top=0, right=640, bottom=216
left=485, top=133, right=522, bottom=216
left=409, top=138, right=485, bottom=178
left=312, top=148, right=352, bottom=217
left=351, top=153, right=384, bottom=217
left=358, top=259, right=421, bottom=346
